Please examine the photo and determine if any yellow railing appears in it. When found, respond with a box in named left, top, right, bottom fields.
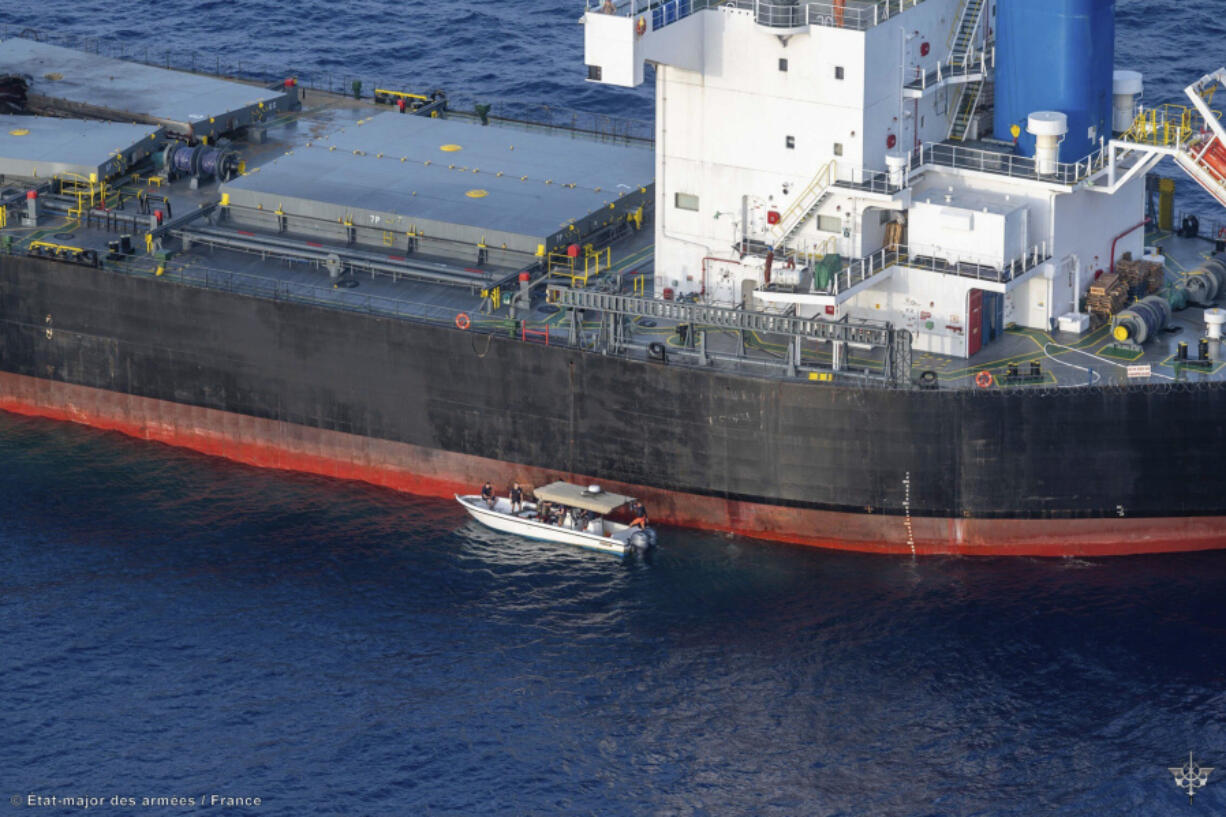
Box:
left=58, top=173, right=109, bottom=220
left=374, top=88, right=429, bottom=103
left=1124, top=105, right=1197, bottom=148
left=793, top=235, right=838, bottom=267
left=1122, top=104, right=1223, bottom=149
left=548, top=244, right=613, bottom=288
left=29, top=240, right=86, bottom=256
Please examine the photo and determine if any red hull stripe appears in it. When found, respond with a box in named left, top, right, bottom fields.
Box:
left=1, top=371, right=1223, bottom=557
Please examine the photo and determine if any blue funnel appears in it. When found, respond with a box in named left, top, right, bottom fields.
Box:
left=994, top=0, right=1115, bottom=162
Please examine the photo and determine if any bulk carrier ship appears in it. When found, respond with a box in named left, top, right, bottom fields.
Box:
left=1, top=0, right=1225, bottom=556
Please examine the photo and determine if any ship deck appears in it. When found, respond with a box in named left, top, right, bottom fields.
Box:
left=1, top=70, right=1223, bottom=392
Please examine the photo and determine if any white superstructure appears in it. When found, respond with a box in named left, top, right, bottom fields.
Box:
left=583, top=0, right=1159, bottom=359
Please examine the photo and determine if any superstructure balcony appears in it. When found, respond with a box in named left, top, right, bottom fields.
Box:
left=913, top=141, right=1109, bottom=187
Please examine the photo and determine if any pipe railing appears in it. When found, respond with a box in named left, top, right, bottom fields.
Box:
left=917, top=141, right=1109, bottom=186
left=904, top=48, right=992, bottom=92
left=829, top=242, right=1052, bottom=293
left=586, top=0, right=925, bottom=32
left=831, top=165, right=905, bottom=195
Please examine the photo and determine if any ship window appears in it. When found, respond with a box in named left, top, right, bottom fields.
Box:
left=779, top=58, right=788, bottom=72
left=833, top=142, right=844, bottom=156
left=786, top=135, right=795, bottom=149
left=818, top=215, right=842, bottom=233
left=834, top=66, right=845, bottom=80
left=675, top=192, right=699, bottom=211
left=587, top=65, right=602, bottom=81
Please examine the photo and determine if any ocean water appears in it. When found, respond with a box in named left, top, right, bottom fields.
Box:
left=4, top=412, right=1226, bottom=816
left=2, top=3, right=1226, bottom=815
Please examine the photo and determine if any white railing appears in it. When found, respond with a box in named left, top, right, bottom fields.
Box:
left=827, top=243, right=1052, bottom=294
left=905, top=48, right=992, bottom=92
left=586, top=0, right=925, bottom=32
left=917, top=141, right=1109, bottom=186
left=831, top=164, right=906, bottom=194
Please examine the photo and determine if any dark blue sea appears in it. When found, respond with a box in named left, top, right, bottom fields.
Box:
left=3, top=3, right=1226, bottom=815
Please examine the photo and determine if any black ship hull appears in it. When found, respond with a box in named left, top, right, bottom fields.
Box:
left=2, top=255, right=1225, bottom=556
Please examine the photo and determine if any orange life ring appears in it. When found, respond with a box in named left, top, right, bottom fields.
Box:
left=636, top=16, right=647, bottom=36
left=975, top=370, right=994, bottom=389
left=455, top=312, right=471, bottom=330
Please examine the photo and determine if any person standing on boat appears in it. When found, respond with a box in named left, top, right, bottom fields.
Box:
left=630, top=500, right=648, bottom=530
left=481, top=480, right=495, bottom=509
left=510, top=482, right=524, bottom=514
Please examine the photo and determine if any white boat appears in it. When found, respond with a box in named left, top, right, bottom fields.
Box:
left=456, top=481, right=658, bottom=557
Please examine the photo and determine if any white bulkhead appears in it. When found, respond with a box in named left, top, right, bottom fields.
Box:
left=584, top=0, right=1150, bottom=358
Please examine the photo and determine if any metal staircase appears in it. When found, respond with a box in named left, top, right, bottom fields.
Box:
left=944, top=0, right=987, bottom=140
left=948, top=0, right=986, bottom=68
left=948, top=80, right=983, bottom=141
left=770, top=160, right=835, bottom=249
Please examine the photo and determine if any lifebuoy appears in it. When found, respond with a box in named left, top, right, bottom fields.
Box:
left=636, top=16, right=647, bottom=36
left=455, top=312, right=471, bottom=330
left=975, top=370, right=994, bottom=389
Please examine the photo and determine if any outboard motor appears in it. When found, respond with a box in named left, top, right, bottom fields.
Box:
left=629, top=527, right=658, bottom=553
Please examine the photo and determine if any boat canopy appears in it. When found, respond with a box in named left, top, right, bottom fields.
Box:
left=533, top=481, right=635, bottom=515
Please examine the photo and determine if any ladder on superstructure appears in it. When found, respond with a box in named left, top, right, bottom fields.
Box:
left=947, top=0, right=988, bottom=142
left=769, top=160, right=835, bottom=250
left=949, top=80, right=984, bottom=141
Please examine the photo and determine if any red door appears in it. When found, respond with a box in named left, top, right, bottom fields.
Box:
left=967, top=289, right=984, bottom=357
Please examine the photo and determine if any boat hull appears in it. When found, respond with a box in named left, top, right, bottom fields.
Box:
left=456, top=495, right=629, bottom=556
left=2, top=254, right=1225, bottom=557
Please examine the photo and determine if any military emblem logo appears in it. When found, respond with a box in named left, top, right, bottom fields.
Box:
left=1169, top=752, right=1213, bottom=801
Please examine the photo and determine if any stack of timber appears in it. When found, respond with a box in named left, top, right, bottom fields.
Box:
left=1087, top=272, right=1129, bottom=323
left=1116, top=256, right=1165, bottom=295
